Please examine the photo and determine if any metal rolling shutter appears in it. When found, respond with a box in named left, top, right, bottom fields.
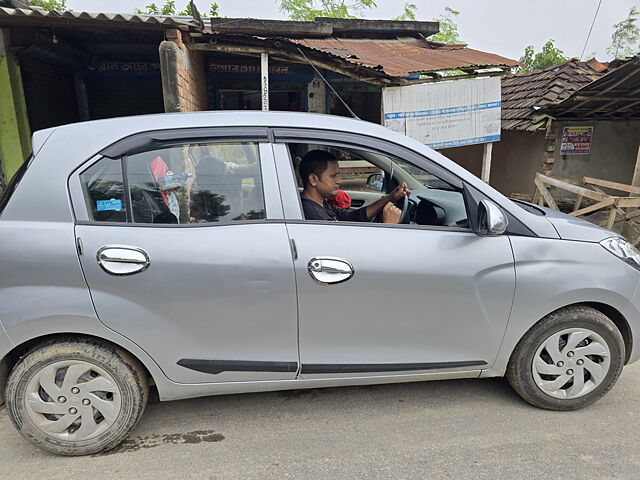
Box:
left=86, top=78, right=164, bottom=119
left=19, top=56, right=79, bottom=131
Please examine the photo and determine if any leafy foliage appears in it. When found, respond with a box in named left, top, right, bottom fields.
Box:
left=519, top=39, right=567, bottom=71
left=29, top=0, right=67, bottom=11
left=394, top=3, right=416, bottom=21
left=134, top=1, right=219, bottom=16
left=607, top=7, right=640, bottom=59
left=277, top=0, right=377, bottom=21
left=429, top=7, right=463, bottom=44
left=278, top=1, right=463, bottom=47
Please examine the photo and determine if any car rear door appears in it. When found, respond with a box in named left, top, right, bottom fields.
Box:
left=70, top=131, right=299, bottom=384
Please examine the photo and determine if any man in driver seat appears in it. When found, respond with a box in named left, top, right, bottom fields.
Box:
left=299, top=150, right=410, bottom=223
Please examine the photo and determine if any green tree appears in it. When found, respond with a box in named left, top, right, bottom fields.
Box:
left=277, top=0, right=377, bottom=21
left=519, top=39, right=567, bottom=71
left=607, top=7, right=640, bottom=59
left=429, top=7, right=462, bottom=44
left=134, top=1, right=219, bottom=16
left=394, top=3, right=416, bottom=21
left=29, top=0, right=67, bottom=11
left=278, top=1, right=463, bottom=46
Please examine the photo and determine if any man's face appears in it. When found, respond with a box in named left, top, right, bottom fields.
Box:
left=311, top=160, right=341, bottom=198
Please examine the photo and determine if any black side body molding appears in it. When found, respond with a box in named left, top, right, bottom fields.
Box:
left=177, top=359, right=487, bottom=375
left=177, top=359, right=298, bottom=375
left=300, top=361, right=487, bottom=374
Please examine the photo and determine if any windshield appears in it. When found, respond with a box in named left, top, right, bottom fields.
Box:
left=389, top=156, right=456, bottom=191
left=511, top=198, right=546, bottom=216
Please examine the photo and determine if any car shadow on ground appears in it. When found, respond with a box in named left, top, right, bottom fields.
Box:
left=96, top=376, right=527, bottom=455
left=147, top=375, right=523, bottom=411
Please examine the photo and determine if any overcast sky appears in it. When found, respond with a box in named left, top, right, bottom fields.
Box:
left=67, top=0, right=638, bottom=62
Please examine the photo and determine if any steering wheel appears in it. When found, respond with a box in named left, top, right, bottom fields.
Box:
left=374, top=194, right=410, bottom=224
left=397, top=194, right=410, bottom=224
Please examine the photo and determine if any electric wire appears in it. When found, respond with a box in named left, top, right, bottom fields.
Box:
left=295, top=47, right=360, bottom=119
left=254, top=18, right=360, bottom=119
left=580, top=0, right=603, bottom=60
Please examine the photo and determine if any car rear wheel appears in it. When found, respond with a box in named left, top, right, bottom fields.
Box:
left=5, top=338, right=148, bottom=455
left=506, top=306, right=625, bottom=410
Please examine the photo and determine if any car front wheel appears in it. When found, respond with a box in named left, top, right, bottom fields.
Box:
left=506, top=306, right=625, bottom=410
left=5, top=338, right=148, bottom=455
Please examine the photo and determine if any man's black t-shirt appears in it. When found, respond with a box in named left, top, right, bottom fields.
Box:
left=301, top=197, right=368, bottom=222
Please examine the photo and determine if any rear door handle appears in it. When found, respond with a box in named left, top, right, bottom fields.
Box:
left=97, top=245, right=150, bottom=276
left=308, top=257, right=354, bottom=285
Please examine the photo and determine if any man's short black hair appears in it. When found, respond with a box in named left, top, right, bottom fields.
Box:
left=299, top=150, right=338, bottom=188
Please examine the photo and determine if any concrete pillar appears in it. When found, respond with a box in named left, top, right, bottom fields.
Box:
left=159, top=29, right=208, bottom=113
left=0, top=28, right=31, bottom=186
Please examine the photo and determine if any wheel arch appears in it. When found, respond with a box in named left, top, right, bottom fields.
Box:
left=483, top=300, right=634, bottom=379
left=0, top=332, right=158, bottom=405
left=582, top=302, right=633, bottom=364
left=510, top=302, right=633, bottom=365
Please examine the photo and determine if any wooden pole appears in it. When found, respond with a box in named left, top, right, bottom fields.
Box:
left=622, top=144, right=640, bottom=239
left=0, top=28, right=31, bottom=183
left=481, top=142, right=493, bottom=183
left=261, top=52, right=269, bottom=111
left=631, top=144, right=640, bottom=191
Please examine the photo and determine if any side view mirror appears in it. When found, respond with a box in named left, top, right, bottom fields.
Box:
left=477, top=199, right=508, bottom=236
left=366, top=173, right=384, bottom=192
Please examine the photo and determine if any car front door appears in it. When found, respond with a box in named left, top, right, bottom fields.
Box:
left=272, top=132, right=516, bottom=379
left=71, top=134, right=298, bottom=384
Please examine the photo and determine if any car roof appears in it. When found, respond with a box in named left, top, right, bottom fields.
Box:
left=36, top=111, right=386, bottom=146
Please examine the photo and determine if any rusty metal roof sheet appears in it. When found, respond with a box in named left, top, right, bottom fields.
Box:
left=0, top=6, right=197, bottom=27
left=290, top=37, right=520, bottom=77
left=501, top=59, right=606, bottom=131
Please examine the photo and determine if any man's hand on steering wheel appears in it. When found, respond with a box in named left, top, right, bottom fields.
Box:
left=382, top=202, right=402, bottom=223
left=388, top=182, right=411, bottom=224
left=389, top=182, right=411, bottom=203
left=371, top=183, right=411, bottom=223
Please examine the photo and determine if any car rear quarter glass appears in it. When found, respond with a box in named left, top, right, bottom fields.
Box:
left=80, top=157, right=127, bottom=222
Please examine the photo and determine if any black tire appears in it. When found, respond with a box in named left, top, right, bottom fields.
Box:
left=5, top=337, right=148, bottom=456
left=506, top=306, right=625, bottom=411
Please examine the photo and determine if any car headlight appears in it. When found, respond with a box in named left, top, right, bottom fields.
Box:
left=600, top=236, right=640, bottom=271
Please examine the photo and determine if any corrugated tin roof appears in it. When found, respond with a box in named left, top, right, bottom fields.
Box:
left=1, top=7, right=519, bottom=82
left=290, top=37, right=520, bottom=77
left=0, top=7, right=198, bottom=27
left=501, top=59, right=606, bottom=131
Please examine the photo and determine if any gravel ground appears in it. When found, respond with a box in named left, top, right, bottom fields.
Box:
left=2, top=363, right=640, bottom=480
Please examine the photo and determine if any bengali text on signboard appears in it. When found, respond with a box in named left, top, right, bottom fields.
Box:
left=560, top=126, right=593, bottom=155
left=382, top=77, right=501, bottom=149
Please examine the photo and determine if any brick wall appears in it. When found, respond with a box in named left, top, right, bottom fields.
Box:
left=159, top=29, right=208, bottom=112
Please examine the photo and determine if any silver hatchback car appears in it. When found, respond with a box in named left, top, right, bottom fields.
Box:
left=1, top=111, right=639, bottom=456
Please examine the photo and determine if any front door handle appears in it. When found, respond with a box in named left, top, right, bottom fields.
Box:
left=308, top=257, right=354, bottom=285
left=97, top=245, right=150, bottom=276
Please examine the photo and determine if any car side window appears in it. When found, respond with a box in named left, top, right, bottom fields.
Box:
left=80, top=156, right=127, bottom=223
left=126, top=142, right=265, bottom=224
left=288, top=142, right=468, bottom=228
